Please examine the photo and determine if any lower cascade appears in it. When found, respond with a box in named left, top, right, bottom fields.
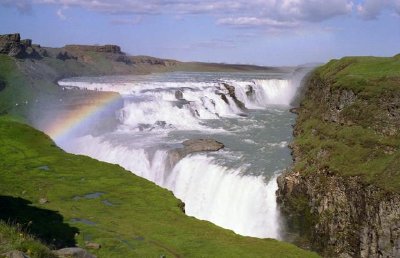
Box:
left=49, top=69, right=309, bottom=239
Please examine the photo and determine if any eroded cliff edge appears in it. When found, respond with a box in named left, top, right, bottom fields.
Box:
left=277, top=55, right=400, bottom=257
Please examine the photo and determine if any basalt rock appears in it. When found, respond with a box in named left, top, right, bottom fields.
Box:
left=0, top=33, right=25, bottom=58
left=65, top=44, right=122, bottom=54
left=277, top=69, right=400, bottom=257
left=277, top=169, right=400, bottom=258
left=168, top=139, right=224, bottom=168
left=56, top=51, right=77, bottom=61
left=221, top=82, right=247, bottom=110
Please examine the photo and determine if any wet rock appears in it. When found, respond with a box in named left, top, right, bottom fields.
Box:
left=54, top=247, right=96, bottom=258
left=1, top=250, right=30, bottom=258
left=246, top=85, right=254, bottom=97
left=168, top=139, right=224, bottom=167
left=221, top=82, right=247, bottom=110
left=175, top=90, right=183, bottom=100
left=289, top=108, right=299, bottom=114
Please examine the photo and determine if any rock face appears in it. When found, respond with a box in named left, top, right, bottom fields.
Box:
left=278, top=170, right=400, bottom=257
left=276, top=65, right=400, bottom=257
left=0, top=33, right=40, bottom=59
left=65, top=44, right=122, bottom=54
left=0, top=33, right=25, bottom=58
left=168, top=139, right=224, bottom=167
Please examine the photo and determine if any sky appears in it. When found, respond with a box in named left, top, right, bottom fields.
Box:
left=0, top=0, right=399, bottom=66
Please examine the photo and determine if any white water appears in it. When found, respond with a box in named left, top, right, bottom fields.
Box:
left=56, top=70, right=308, bottom=239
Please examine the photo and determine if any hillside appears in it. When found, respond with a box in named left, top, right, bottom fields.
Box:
left=277, top=55, right=400, bottom=257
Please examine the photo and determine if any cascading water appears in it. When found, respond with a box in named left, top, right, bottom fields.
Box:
left=54, top=69, right=309, bottom=239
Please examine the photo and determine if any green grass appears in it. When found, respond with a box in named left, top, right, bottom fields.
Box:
left=0, top=221, right=56, bottom=258
left=294, top=55, right=400, bottom=192
left=316, top=56, right=400, bottom=96
left=0, top=116, right=318, bottom=257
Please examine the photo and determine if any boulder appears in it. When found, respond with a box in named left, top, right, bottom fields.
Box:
left=54, top=248, right=96, bottom=258
left=175, top=90, right=183, bottom=100
left=168, top=139, right=224, bottom=167
left=85, top=242, right=101, bottom=249
left=1, top=251, right=30, bottom=258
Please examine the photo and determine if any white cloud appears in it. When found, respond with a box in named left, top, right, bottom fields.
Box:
left=1, top=0, right=400, bottom=30
left=56, top=5, right=67, bottom=20
left=357, top=0, right=400, bottom=19
left=217, top=17, right=299, bottom=29
left=111, top=16, right=142, bottom=26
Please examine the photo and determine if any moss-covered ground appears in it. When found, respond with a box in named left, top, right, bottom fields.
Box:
left=293, top=55, right=400, bottom=193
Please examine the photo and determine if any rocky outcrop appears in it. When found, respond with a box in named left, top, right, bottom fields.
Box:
left=221, top=82, right=247, bottom=110
left=168, top=139, right=224, bottom=167
left=0, top=33, right=25, bottom=58
left=277, top=169, right=400, bottom=257
left=277, top=66, right=400, bottom=257
left=0, top=33, right=41, bottom=59
left=56, top=51, right=77, bottom=61
left=65, top=44, right=122, bottom=54
left=54, top=247, right=96, bottom=258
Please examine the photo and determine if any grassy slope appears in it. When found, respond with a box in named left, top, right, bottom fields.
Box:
left=294, top=55, right=400, bottom=192
left=0, top=116, right=318, bottom=257
left=0, top=55, right=318, bottom=256
left=0, top=221, right=56, bottom=258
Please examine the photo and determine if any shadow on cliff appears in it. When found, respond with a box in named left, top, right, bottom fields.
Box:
left=0, top=195, right=78, bottom=248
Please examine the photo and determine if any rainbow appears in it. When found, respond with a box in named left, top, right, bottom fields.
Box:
left=45, top=92, right=121, bottom=143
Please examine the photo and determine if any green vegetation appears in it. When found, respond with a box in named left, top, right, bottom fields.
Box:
left=294, top=55, right=400, bottom=192
left=0, top=221, right=56, bottom=258
left=0, top=116, right=318, bottom=257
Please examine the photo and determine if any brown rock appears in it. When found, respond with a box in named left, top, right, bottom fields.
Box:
left=85, top=242, right=101, bottom=249
left=54, top=248, right=96, bottom=258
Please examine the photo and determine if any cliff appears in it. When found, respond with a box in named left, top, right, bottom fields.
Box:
left=277, top=56, right=400, bottom=257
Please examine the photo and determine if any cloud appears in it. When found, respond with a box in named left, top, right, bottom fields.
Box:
left=357, top=0, right=400, bottom=19
left=217, top=17, right=300, bottom=29
left=2, top=0, right=400, bottom=31
left=56, top=5, right=68, bottom=20
left=0, top=0, right=32, bottom=13
left=110, top=16, right=142, bottom=26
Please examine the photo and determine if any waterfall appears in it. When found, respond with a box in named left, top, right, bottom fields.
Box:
left=55, top=71, right=305, bottom=239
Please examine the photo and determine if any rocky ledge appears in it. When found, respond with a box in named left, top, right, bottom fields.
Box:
left=0, top=33, right=38, bottom=58
left=64, top=44, right=122, bottom=54
left=168, top=139, right=224, bottom=167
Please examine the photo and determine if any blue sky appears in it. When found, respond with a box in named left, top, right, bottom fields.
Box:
left=1, top=0, right=399, bottom=66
